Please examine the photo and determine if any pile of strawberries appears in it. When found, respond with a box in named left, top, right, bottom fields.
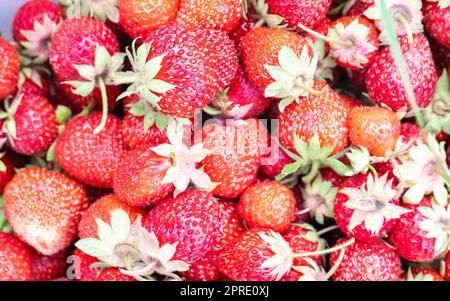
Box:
left=0, top=0, right=449, bottom=282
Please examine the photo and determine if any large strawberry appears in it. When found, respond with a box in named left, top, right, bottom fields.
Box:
left=55, top=112, right=126, bottom=188
left=329, top=238, right=401, bottom=281
left=144, top=190, right=221, bottom=264
left=0, top=232, right=33, bottom=281
left=0, top=38, right=20, bottom=99
left=423, top=1, right=450, bottom=49
left=4, top=167, right=88, bottom=255
left=365, top=34, right=437, bottom=111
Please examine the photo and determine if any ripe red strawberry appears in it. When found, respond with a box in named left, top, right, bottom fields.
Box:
left=349, top=106, right=401, bottom=157
left=321, top=167, right=346, bottom=187
left=96, top=268, right=136, bottom=281
left=2, top=94, right=57, bottom=156
left=119, top=0, right=179, bottom=39
left=122, top=113, right=169, bottom=150
left=260, top=139, right=294, bottom=178
left=388, top=196, right=447, bottom=262
left=78, top=194, right=146, bottom=239
left=0, top=154, right=15, bottom=194
left=334, top=172, right=406, bottom=243
left=347, top=0, right=374, bottom=16
left=55, top=113, right=126, bottom=188
left=198, top=119, right=264, bottom=199
left=400, top=267, right=444, bottom=281
left=279, top=81, right=350, bottom=156
left=283, top=224, right=322, bottom=267
left=31, top=249, right=68, bottom=281
left=237, top=181, right=296, bottom=232
left=70, top=249, right=100, bottom=281
left=329, top=238, right=401, bottom=281
left=400, top=122, right=426, bottom=146
left=144, top=190, right=221, bottom=263
left=0, top=232, right=33, bottom=281
left=445, top=252, right=450, bottom=280
left=266, top=0, right=332, bottom=29
left=4, top=167, right=89, bottom=255
left=18, top=74, right=51, bottom=98
left=423, top=1, right=450, bottom=49
left=0, top=38, right=20, bottom=99
left=182, top=252, right=222, bottom=281
left=113, top=146, right=174, bottom=207
left=365, top=33, right=437, bottom=111
left=241, top=27, right=312, bottom=91
left=229, top=10, right=257, bottom=53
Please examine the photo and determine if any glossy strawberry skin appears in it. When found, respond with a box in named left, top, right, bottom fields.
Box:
left=113, top=146, right=174, bottom=207
left=266, top=0, right=332, bottom=29
left=122, top=113, right=168, bottom=150
left=0, top=232, right=33, bottom=281
left=334, top=173, right=400, bottom=243
left=330, top=238, right=401, bottom=281
left=279, top=81, right=350, bottom=156
left=260, top=139, right=294, bottom=178
left=0, top=155, right=15, bottom=194
left=31, top=249, right=68, bottom=281
left=12, top=0, right=63, bottom=43
left=144, top=25, right=238, bottom=118
left=69, top=249, right=100, bottom=281
left=144, top=190, right=220, bottom=264
left=10, top=94, right=58, bottom=156
left=0, top=38, right=20, bottom=99
left=237, top=181, right=296, bottom=232
left=96, top=268, right=136, bottom=281
left=55, top=113, right=126, bottom=188
left=423, top=1, right=450, bottom=49
left=387, top=196, right=438, bottom=262
left=4, top=167, right=89, bottom=256
left=365, top=34, right=437, bottom=111
left=78, top=194, right=146, bottom=239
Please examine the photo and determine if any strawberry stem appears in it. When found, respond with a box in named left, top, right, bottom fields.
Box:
left=393, top=13, right=413, bottom=45
left=297, top=23, right=353, bottom=48
left=93, top=77, right=108, bottom=134
left=290, top=237, right=355, bottom=258
left=325, top=247, right=346, bottom=279
left=302, top=160, right=320, bottom=183
left=202, top=105, right=223, bottom=116
left=317, top=225, right=340, bottom=236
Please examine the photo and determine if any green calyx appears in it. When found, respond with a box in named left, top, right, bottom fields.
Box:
left=423, top=70, right=450, bottom=136
left=275, top=134, right=352, bottom=184
left=404, top=268, right=435, bottom=281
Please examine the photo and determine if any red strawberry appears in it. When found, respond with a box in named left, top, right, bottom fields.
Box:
left=31, top=249, right=68, bottom=281
left=229, top=10, right=257, bottom=53
left=0, top=232, right=33, bottom=281
left=0, top=154, right=15, bottom=194
left=283, top=224, right=322, bottom=267
left=237, top=181, right=296, bottom=232
left=69, top=249, right=100, bottom=281
left=176, top=0, right=243, bottom=32
left=400, top=122, right=426, bottom=146
left=119, top=0, right=179, bottom=39
left=113, top=146, right=174, bottom=207
left=266, top=0, right=332, bottom=29
left=321, top=167, right=346, bottom=187
left=182, top=252, right=222, bottom=281
left=78, top=194, right=146, bottom=239
left=122, top=113, right=169, bottom=150
left=400, top=267, right=444, bottom=281
left=55, top=113, right=126, bottom=188
left=18, top=74, right=51, bottom=98
left=144, top=190, right=220, bottom=264
left=446, top=252, right=450, bottom=280
left=0, top=38, right=20, bottom=99
left=4, top=167, right=89, bottom=255
left=347, top=0, right=374, bottom=16
left=365, top=34, right=437, bottom=111
left=423, top=1, right=450, bottom=49
left=260, top=139, right=294, bottom=178
left=330, top=238, right=401, bottom=281
left=2, top=94, right=57, bottom=156
left=96, top=268, right=136, bottom=281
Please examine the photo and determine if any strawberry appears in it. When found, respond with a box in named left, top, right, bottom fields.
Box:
left=0, top=38, right=20, bottom=99
left=260, top=139, right=294, bottom=178
left=446, top=252, right=450, bottom=280
left=0, top=154, right=15, bottom=194
left=334, top=173, right=407, bottom=243
left=0, top=232, right=33, bottom=281
left=1, top=94, right=58, bottom=156
left=4, top=167, right=89, bottom=255
left=12, top=0, right=63, bottom=61
left=423, top=0, right=450, bottom=49
left=122, top=113, right=169, bottom=150
left=349, top=106, right=401, bottom=157
left=31, top=249, right=68, bottom=281
left=400, top=267, right=444, bottom=281
left=119, top=0, right=179, bottom=39
left=69, top=249, right=100, bottom=281
left=321, top=167, right=346, bottom=187
left=55, top=113, right=126, bottom=188
left=365, top=34, right=437, bottom=111
left=266, top=0, right=332, bottom=29
left=283, top=224, right=322, bottom=268
left=400, top=122, right=426, bottom=146
left=144, top=190, right=221, bottom=263
left=241, top=27, right=312, bottom=92
left=78, top=194, right=146, bottom=239
left=96, top=268, right=136, bottom=281
left=176, top=0, right=243, bottom=31
left=388, top=196, right=450, bottom=262
left=228, top=8, right=257, bottom=53
left=17, top=73, right=51, bottom=98
left=237, top=181, right=296, bottom=232
left=346, top=0, right=374, bottom=16
left=182, top=252, right=222, bottom=281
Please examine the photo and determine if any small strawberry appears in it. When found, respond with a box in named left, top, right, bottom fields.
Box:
left=31, top=249, right=68, bottom=281
left=365, top=34, right=437, bottom=111
left=0, top=232, right=33, bottom=281
left=69, top=249, right=101, bottom=281
left=4, top=167, right=89, bottom=255
left=96, top=268, right=136, bottom=281
left=349, top=106, right=401, bottom=157
left=329, top=238, right=401, bottom=281
left=55, top=112, right=126, bottom=188
left=237, top=181, right=296, bottom=232
left=0, top=38, right=20, bottom=99
left=400, top=267, right=444, bottom=281
left=423, top=0, right=450, bottom=49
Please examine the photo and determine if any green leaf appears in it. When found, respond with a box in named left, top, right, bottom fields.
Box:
left=143, top=113, right=155, bottom=132
left=155, top=113, right=169, bottom=132
left=0, top=160, right=6, bottom=173
left=275, top=161, right=302, bottom=181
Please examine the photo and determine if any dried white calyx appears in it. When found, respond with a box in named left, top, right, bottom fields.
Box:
left=75, top=209, right=189, bottom=281
left=364, top=0, right=424, bottom=44
left=264, top=46, right=319, bottom=112
left=251, top=0, right=286, bottom=28
left=20, top=14, right=61, bottom=62
left=418, top=200, right=450, bottom=256
left=394, top=135, right=449, bottom=206
left=62, top=0, right=119, bottom=23
left=300, top=175, right=337, bottom=224
left=151, top=119, right=213, bottom=196
left=341, top=174, right=409, bottom=234
left=306, top=38, right=337, bottom=83
left=327, top=18, right=378, bottom=68
left=258, top=230, right=293, bottom=281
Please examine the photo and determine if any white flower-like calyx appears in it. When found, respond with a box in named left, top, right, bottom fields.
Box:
left=251, top=0, right=286, bottom=28
left=61, top=0, right=119, bottom=23
left=300, top=175, right=337, bottom=224
left=418, top=200, right=450, bottom=256
left=258, top=230, right=293, bottom=281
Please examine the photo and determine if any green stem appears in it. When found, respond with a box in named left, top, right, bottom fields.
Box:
left=302, top=160, right=320, bottom=184
left=317, top=225, right=340, bottom=236
left=325, top=247, right=346, bottom=279
left=93, top=77, right=108, bottom=135
left=394, top=13, right=413, bottom=45
left=297, top=23, right=353, bottom=47
left=202, top=105, right=223, bottom=116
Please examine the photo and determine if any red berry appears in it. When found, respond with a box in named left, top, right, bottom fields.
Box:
left=0, top=232, right=33, bottom=281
